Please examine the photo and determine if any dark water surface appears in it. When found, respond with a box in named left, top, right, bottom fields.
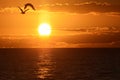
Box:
left=0, top=48, right=120, bottom=80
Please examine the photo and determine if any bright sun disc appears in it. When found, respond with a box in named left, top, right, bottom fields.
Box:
left=38, top=23, right=51, bottom=36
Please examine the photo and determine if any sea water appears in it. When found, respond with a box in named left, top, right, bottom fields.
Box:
left=0, top=48, right=119, bottom=80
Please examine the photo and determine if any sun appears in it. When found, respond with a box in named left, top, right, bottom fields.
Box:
left=38, top=23, right=51, bottom=36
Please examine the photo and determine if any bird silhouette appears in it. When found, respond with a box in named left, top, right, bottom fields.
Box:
left=18, top=3, right=35, bottom=14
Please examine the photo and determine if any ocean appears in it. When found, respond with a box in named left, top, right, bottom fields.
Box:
left=0, top=48, right=120, bottom=80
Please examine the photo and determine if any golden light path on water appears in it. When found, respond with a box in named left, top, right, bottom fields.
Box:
left=37, top=49, right=55, bottom=79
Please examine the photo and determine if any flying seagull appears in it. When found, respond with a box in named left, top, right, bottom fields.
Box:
left=18, top=3, right=35, bottom=14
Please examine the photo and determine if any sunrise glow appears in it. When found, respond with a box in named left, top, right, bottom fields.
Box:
left=38, top=23, right=51, bottom=36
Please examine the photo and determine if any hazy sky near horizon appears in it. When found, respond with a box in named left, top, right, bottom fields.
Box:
left=0, top=0, right=120, bottom=34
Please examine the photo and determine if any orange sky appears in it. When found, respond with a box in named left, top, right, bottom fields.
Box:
left=0, top=0, right=120, bottom=48
left=0, top=0, right=120, bottom=35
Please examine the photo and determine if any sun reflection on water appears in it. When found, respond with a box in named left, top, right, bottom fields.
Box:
left=37, top=49, right=55, bottom=79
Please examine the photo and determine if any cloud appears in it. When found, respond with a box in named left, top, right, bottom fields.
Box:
left=0, top=7, right=19, bottom=14
left=0, top=1, right=120, bottom=16
left=0, top=38, right=119, bottom=48
left=51, top=42, right=80, bottom=48
left=105, top=12, right=120, bottom=16
left=0, top=29, right=120, bottom=48
left=73, top=1, right=111, bottom=6
left=0, top=7, right=37, bottom=14
left=37, top=1, right=120, bottom=15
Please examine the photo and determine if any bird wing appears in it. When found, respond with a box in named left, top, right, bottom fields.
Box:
left=24, top=3, right=35, bottom=10
left=18, top=6, right=24, bottom=12
left=24, top=9, right=29, bottom=13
